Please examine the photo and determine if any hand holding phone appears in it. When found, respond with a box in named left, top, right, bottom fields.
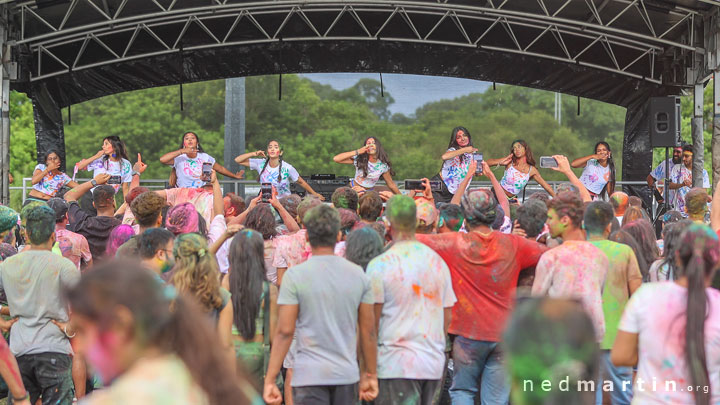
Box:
left=539, top=156, right=558, bottom=168
left=261, top=183, right=273, bottom=203
left=201, top=162, right=213, bottom=182
left=107, top=175, right=122, bottom=185
left=473, top=153, right=483, bottom=174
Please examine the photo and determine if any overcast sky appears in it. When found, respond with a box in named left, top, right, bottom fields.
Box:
left=300, top=73, right=490, bottom=117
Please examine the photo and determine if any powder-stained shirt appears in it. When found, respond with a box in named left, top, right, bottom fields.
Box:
left=173, top=153, right=216, bottom=188
left=532, top=240, right=608, bottom=342
left=417, top=231, right=546, bottom=342
left=669, top=164, right=710, bottom=215
left=248, top=158, right=300, bottom=197
left=278, top=255, right=373, bottom=387
left=32, top=164, right=71, bottom=197
left=86, top=158, right=132, bottom=194
left=619, top=282, right=720, bottom=404
left=272, top=229, right=311, bottom=270
left=123, top=188, right=215, bottom=232
left=352, top=155, right=389, bottom=189
left=589, top=239, right=642, bottom=349
left=68, top=201, right=121, bottom=261
left=578, top=159, right=611, bottom=195
left=55, top=227, right=92, bottom=270
left=0, top=251, right=80, bottom=356
left=440, top=148, right=472, bottom=195
left=367, top=241, right=456, bottom=379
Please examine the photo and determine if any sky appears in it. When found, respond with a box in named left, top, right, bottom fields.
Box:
left=299, top=73, right=490, bottom=117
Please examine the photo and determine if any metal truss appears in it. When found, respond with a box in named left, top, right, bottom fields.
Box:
left=8, top=0, right=710, bottom=84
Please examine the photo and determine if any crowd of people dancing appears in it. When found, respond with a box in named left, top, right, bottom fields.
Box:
left=0, top=127, right=716, bottom=405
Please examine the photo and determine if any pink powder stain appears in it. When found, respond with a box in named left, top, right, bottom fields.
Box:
left=87, top=331, right=122, bottom=384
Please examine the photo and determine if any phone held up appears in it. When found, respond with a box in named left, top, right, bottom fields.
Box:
left=404, top=179, right=442, bottom=192
left=201, top=162, right=213, bottom=182
left=539, top=156, right=558, bottom=168
left=473, top=153, right=483, bottom=174
left=107, top=175, right=122, bottom=185
left=261, top=183, right=273, bottom=203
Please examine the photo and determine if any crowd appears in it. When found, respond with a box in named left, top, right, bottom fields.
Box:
left=0, top=129, right=717, bottom=405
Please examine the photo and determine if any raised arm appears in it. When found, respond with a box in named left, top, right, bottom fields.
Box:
left=570, top=153, right=598, bottom=168
left=129, top=153, right=146, bottom=191
left=212, top=162, right=244, bottom=180
left=64, top=174, right=110, bottom=202
left=530, top=167, right=556, bottom=197
left=450, top=159, right=477, bottom=205
left=552, top=155, right=592, bottom=202
left=159, top=147, right=191, bottom=165
left=270, top=191, right=300, bottom=233
left=211, top=171, right=224, bottom=218
left=482, top=161, right=510, bottom=219
left=234, top=150, right=265, bottom=166
left=295, top=176, right=325, bottom=201
left=229, top=195, right=261, bottom=226
left=441, top=146, right=476, bottom=161
left=334, top=146, right=368, bottom=165
left=484, top=154, right=512, bottom=167
left=31, top=161, right=60, bottom=185
left=75, top=150, right=104, bottom=171
left=381, top=172, right=401, bottom=195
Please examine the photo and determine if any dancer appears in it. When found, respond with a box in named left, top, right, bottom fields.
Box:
left=486, top=139, right=555, bottom=202
left=27, top=150, right=79, bottom=203
left=160, top=131, right=244, bottom=188
left=76, top=136, right=132, bottom=196
left=234, top=140, right=324, bottom=199
left=433, top=127, right=476, bottom=203
left=333, top=137, right=401, bottom=195
left=571, top=141, right=616, bottom=199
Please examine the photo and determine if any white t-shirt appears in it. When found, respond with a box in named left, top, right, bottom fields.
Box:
left=173, top=153, right=216, bottom=188
left=248, top=158, right=300, bottom=197
left=578, top=159, right=611, bottom=195
left=366, top=241, right=456, bottom=379
left=86, top=158, right=132, bottom=194
left=352, top=155, right=389, bottom=189
left=669, top=164, right=710, bottom=215
left=440, top=148, right=472, bottom=194
left=619, top=282, right=720, bottom=404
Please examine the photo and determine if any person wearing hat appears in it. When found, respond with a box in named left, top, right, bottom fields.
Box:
left=0, top=205, right=19, bottom=247
left=47, top=198, right=92, bottom=271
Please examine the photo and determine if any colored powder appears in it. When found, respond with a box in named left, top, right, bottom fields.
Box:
left=0, top=206, right=18, bottom=234
left=166, top=203, right=200, bottom=235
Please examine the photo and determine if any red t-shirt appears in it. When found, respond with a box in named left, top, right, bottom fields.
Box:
left=417, top=231, right=546, bottom=342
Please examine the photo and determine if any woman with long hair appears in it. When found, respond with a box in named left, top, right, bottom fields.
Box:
left=649, top=219, right=693, bottom=282
left=227, top=229, right=278, bottom=387
left=76, top=136, right=132, bottom=196
left=171, top=233, right=234, bottom=366
left=571, top=141, right=616, bottom=199
left=612, top=223, right=720, bottom=404
left=433, top=127, right=476, bottom=203
left=27, top=150, right=79, bottom=204
left=621, top=219, right=660, bottom=281
left=486, top=139, right=555, bottom=202
left=234, top=140, right=324, bottom=200
left=160, top=131, right=244, bottom=189
left=333, top=136, right=401, bottom=195
left=65, top=261, right=256, bottom=404
left=345, top=226, right=384, bottom=271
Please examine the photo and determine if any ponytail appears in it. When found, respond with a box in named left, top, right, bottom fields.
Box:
left=684, top=249, right=710, bottom=405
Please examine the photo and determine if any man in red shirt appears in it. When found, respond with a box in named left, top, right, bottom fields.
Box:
left=417, top=188, right=546, bottom=405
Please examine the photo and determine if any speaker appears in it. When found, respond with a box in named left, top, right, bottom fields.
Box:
left=291, top=175, right=350, bottom=200
left=649, top=96, right=681, bottom=148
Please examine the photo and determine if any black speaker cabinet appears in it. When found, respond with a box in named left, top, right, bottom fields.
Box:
left=649, top=96, right=681, bottom=148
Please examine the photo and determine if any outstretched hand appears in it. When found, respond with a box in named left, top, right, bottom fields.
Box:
left=133, top=153, right=147, bottom=174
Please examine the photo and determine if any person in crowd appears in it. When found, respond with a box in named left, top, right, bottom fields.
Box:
left=27, top=150, right=79, bottom=204
left=104, top=224, right=134, bottom=258
left=46, top=198, right=92, bottom=270
left=118, top=185, right=149, bottom=225
left=621, top=206, right=647, bottom=225
left=628, top=196, right=643, bottom=209
left=451, top=158, right=512, bottom=231
left=0, top=204, right=79, bottom=405
left=610, top=191, right=629, bottom=225
left=358, top=191, right=383, bottom=224
left=227, top=228, right=278, bottom=387
left=366, top=195, right=456, bottom=405
left=137, top=228, right=176, bottom=277
left=75, top=136, right=133, bottom=197
left=668, top=145, right=710, bottom=215
left=333, top=137, right=401, bottom=195
left=415, top=199, right=438, bottom=235
left=649, top=220, right=692, bottom=282
left=571, top=141, right=616, bottom=199
left=433, top=127, right=476, bottom=203
left=64, top=175, right=121, bottom=261
left=346, top=227, right=384, bottom=271
left=271, top=196, right=324, bottom=285
left=165, top=203, right=207, bottom=237
left=160, top=131, right=244, bottom=188
left=0, top=205, right=18, bottom=246
left=622, top=219, right=660, bottom=281
left=532, top=192, right=608, bottom=343
left=512, top=199, right=547, bottom=241
left=416, top=187, right=546, bottom=404
left=65, top=261, right=257, bottom=404
left=612, top=223, right=720, bottom=404
left=338, top=208, right=360, bottom=239
left=263, top=204, right=378, bottom=405
left=437, top=203, right=464, bottom=234
left=647, top=145, right=682, bottom=204
left=369, top=222, right=388, bottom=243
left=684, top=187, right=710, bottom=222
left=171, top=233, right=234, bottom=366
left=331, top=187, right=359, bottom=211
left=584, top=201, right=642, bottom=404
left=503, top=297, right=599, bottom=405
left=234, top=140, right=324, bottom=199
left=657, top=209, right=684, bottom=253
left=486, top=139, right=555, bottom=202
left=115, top=190, right=167, bottom=257
left=277, top=194, right=301, bottom=235
left=224, top=192, right=247, bottom=219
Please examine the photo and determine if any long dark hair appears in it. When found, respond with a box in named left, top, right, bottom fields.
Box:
left=447, top=127, right=473, bottom=165
left=43, top=150, right=63, bottom=172
left=511, top=139, right=536, bottom=166
left=621, top=219, right=660, bottom=282
left=258, top=140, right=283, bottom=180
left=228, top=229, right=268, bottom=340
left=346, top=227, right=384, bottom=271
left=356, top=137, right=395, bottom=177
left=595, top=141, right=616, bottom=197
left=609, top=230, right=649, bottom=280
left=658, top=219, right=693, bottom=281
left=102, top=136, right=129, bottom=167
left=676, top=224, right=720, bottom=405
left=178, top=132, right=205, bottom=153
left=65, top=261, right=252, bottom=405
left=244, top=204, right=277, bottom=240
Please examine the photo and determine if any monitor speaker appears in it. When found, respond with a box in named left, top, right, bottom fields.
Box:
left=649, top=96, right=681, bottom=148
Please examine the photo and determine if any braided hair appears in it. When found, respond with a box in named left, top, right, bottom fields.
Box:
left=258, top=140, right=284, bottom=181
left=595, top=141, right=616, bottom=198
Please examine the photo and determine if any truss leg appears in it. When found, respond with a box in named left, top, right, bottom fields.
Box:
left=692, top=83, right=704, bottom=188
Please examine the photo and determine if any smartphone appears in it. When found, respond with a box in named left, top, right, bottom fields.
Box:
left=108, top=175, right=121, bottom=185
left=428, top=180, right=442, bottom=192
left=201, top=162, right=213, bottom=182
left=473, top=153, right=483, bottom=174
left=405, top=180, right=424, bottom=191
left=539, top=156, right=558, bottom=168
left=261, top=183, right=272, bottom=202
